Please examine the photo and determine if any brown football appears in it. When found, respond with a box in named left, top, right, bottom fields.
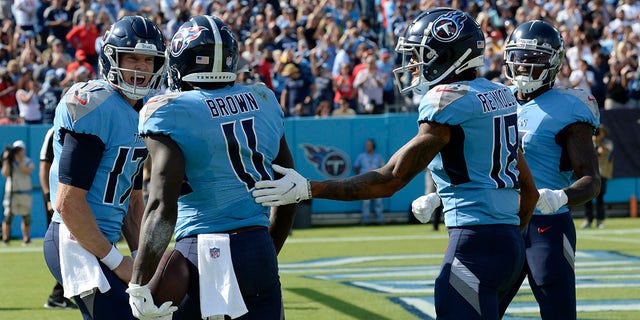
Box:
left=148, top=249, right=190, bottom=306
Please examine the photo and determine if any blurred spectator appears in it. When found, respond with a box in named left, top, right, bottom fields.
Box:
left=377, top=48, right=395, bottom=109
left=43, top=0, right=73, bottom=49
left=254, top=48, right=275, bottom=91
left=582, top=124, right=614, bottom=229
left=62, top=65, right=90, bottom=89
left=12, top=0, right=39, bottom=54
left=570, top=59, right=595, bottom=91
left=332, top=96, right=356, bottom=116
left=353, top=54, right=385, bottom=114
left=555, top=61, right=573, bottom=88
left=39, top=70, right=63, bottom=124
left=89, top=0, right=121, bottom=24
left=333, top=62, right=355, bottom=110
left=353, top=138, right=385, bottom=225
left=41, top=37, right=72, bottom=71
left=0, top=44, right=12, bottom=67
left=590, top=52, right=609, bottom=109
left=314, top=100, right=332, bottom=118
left=15, top=70, right=41, bottom=124
left=66, top=10, right=101, bottom=71
left=311, top=65, right=335, bottom=112
left=626, top=55, right=640, bottom=108
left=0, top=0, right=11, bottom=21
left=484, top=56, right=505, bottom=82
left=72, top=0, right=92, bottom=26
left=604, top=58, right=630, bottom=110
left=2, top=139, right=34, bottom=246
left=0, top=66, right=16, bottom=118
left=556, top=0, right=583, bottom=31
left=280, top=63, right=315, bottom=117
left=64, top=49, right=95, bottom=84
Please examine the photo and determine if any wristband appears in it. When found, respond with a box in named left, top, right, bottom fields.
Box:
left=306, top=179, right=312, bottom=200
left=100, top=246, right=124, bottom=270
left=44, top=192, right=50, bottom=202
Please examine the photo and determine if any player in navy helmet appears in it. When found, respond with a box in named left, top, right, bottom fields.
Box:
left=393, top=7, right=485, bottom=95
left=252, top=8, right=539, bottom=319
left=99, top=15, right=167, bottom=101
left=499, top=20, right=600, bottom=320
left=129, top=15, right=296, bottom=319
left=43, top=15, right=167, bottom=320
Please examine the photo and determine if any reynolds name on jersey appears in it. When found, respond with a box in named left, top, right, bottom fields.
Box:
left=477, top=87, right=518, bottom=113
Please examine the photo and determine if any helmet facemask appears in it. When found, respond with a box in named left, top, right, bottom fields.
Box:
left=103, top=43, right=167, bottom=100
left=504, top=41, right=562, bottom=94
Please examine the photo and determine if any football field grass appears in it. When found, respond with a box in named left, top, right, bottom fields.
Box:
left=1, top=217, right=639, bottom=319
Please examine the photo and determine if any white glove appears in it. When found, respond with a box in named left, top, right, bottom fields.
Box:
left=536, top=188, right=568, bottom=214
left=252, top=164, right=311, bottom=207
left=411, top=193, right=441, bottom=223
left=127, top=283, right=177, bottom=320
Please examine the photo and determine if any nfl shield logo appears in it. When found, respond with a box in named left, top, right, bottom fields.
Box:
left=210, top=247, right=220, bottom=259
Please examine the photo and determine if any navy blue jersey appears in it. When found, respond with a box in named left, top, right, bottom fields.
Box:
left=50, top=80, right=147, bottom=243
left=420, top=78, right=521, bottom=227
left=139, top=83, right=285, bottom=240
left=515, top=87, right=599, bottom=215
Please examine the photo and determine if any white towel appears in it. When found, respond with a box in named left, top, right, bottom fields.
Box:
left=59, top=224, right=111, bottom=298
left=197, top=233, right=248, bottom=319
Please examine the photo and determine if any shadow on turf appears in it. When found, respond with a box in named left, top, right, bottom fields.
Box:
left=288, top=287, right=393, bottom=320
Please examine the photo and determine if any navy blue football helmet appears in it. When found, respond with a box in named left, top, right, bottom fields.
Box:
left=393, top=8, right=485, bottom=95
left=168, top=15, right=238, bottom=91
left=100, top=15, right=167, bottom=100
left=504, top=20, right=565, bottom=94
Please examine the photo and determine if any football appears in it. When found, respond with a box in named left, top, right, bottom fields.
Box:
left=148, top=249, right=190, bottom=306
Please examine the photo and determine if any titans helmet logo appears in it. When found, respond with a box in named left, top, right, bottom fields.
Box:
left=432, top=11, right=467, bottom=43
left=301, top=144, right=350, bottom=178
left=170, top=26, right=207, bottom=57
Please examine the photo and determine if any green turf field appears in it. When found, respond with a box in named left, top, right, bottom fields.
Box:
left=1, top=217, right=639, bottom=319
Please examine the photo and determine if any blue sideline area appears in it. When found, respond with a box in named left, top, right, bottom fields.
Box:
left=1, top=113, right=639, bottom=238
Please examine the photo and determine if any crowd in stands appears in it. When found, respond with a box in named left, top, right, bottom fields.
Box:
left=1, top=0, right=640, bottom=124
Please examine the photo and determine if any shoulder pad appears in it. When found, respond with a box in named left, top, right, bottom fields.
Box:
left=556, top=88, right=599, bottom=118
left=425, top=84, right=469, bottom=111
left=64, top=81, right=111, bottom=122
left=141, top=91, right=186, bottom=122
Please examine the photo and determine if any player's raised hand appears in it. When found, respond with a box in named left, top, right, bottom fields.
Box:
left=536, top=188, right=568, bottom=214
left=252, top=165, right=311, bottom=207
left=411, top=193, right=441, bottom=223
left=127, top=284, right=177, bottom=320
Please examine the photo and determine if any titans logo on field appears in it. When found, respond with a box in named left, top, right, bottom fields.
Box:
left=170, top=26, right=207, bottom=57
left=301, top=144, right=350, bottom=178
left=432, top=11, right=467, bottom=43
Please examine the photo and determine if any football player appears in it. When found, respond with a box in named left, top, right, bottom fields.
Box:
left=129, top=15, right=296, bottom=319
left=498, top=20, right=601, bottom=319
left=42, top=16, right=167, bottom=319
left=252, top=8, right=539, bottom=319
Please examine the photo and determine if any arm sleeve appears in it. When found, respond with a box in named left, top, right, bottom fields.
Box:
left=58, top=130, right=105, bottom=190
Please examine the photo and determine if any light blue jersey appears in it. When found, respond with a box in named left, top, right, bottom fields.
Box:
left=139, top=83, right=285, bottom=240
left=50, top=80, right=147, bottom=243
left=420, top=78, right=521, bottom=227
left=515, top=87, right=600, bottom=215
